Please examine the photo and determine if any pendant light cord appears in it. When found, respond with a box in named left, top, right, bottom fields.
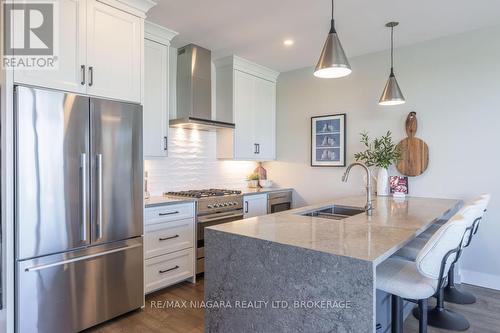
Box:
left=390, top=26, right=394, bottom=75
left=329, top=0, right=336, bottom=33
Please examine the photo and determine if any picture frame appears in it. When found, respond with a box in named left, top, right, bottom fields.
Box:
left=311, top=113, right=346, bottom=167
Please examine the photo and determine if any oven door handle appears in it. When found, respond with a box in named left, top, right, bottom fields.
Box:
left=198, top=212, right=244, bottom=223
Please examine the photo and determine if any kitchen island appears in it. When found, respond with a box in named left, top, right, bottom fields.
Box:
left=204, top=195, right=461, bottom=332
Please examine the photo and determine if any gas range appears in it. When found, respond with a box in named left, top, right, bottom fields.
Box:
left=164, top=189, right=244, bottom=274
left=164, top=189, right=243, bottom=216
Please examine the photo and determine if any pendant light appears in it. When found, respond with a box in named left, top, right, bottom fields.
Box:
left=314, top=0, right=351, bottom=78
left=379, top=22, right=406, bottom=105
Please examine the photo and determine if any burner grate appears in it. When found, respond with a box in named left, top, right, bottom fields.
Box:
left=165, top=189, right=242, bottom=198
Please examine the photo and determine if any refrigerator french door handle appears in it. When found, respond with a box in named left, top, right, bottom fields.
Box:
left=96, top=154, right=103, bottom=239
left=80, top=153, right=87, bottom=241
left=23, top=243, right=143, bottom=272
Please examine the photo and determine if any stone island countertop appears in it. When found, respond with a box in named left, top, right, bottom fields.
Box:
left=207, top=195, right=461, bottom=265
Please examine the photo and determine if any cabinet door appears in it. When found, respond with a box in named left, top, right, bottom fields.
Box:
left=14, top=0, right=87, bottom=93
left=143, top=39, right=168, bottom=157
left=253, top=78, right=276, bottom=160
left=233, top=70, right=256, bottom=159
left=86, top=0, right=141, bottom=102
left=244, top=194, right=268, bottom=218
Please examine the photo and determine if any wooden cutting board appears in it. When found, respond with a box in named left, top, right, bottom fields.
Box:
left=396, top=112, right=429, bottom=177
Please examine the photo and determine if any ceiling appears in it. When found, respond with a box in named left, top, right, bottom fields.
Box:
left=147, top=0, right=500, bottom=73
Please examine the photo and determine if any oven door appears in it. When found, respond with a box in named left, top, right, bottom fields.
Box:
left=196, top=210, right=243, bottom=273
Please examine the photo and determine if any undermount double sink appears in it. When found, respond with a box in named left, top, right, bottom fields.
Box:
left=300, top=205, right=366, bottom=220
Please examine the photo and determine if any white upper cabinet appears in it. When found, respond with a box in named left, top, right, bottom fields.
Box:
left=13, top=0, right=154, bottom=103
left=143, top=22, right=178, bottom=157
left=233, top=70, right=257, bottom=159
left=86, top=0, right=141, bottom=102
left=215, top=56, right=279, bottom=161
left=253, top=77, right=276, bottom=160
left=14, top=0, right=87, bottom=93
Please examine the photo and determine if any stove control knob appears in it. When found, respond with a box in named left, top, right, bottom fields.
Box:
left=225, top=202, right=231, bottom=206
left=207, top=204, right=214, bottom=209
left=213, top=204, right=220, bottom=208
left=232, top=202, right=238, bottom=206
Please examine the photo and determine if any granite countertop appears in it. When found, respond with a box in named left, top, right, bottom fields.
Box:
left=238, top=187, right=293, bottom=195
left=144, top=196, right=196, bottom=208
left=207, top=195, right=461, bottom=265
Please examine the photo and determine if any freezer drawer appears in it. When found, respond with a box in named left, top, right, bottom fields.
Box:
left=16, top=238, right=144, bottom=333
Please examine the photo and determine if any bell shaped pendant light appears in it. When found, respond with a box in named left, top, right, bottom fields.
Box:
left=314, top=0, right=351, bottom=78
left=379, top=22, right=405, bottom=105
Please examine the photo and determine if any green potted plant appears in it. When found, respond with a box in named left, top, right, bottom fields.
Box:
left=247, top=172, right=260, bottom=188
left=354, top=131, right=401, bottom=196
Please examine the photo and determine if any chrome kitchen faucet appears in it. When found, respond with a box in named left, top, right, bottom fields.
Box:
left=342, top=162, right=373, bottom=216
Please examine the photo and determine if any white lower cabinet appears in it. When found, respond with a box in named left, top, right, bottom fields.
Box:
left=144, top=202, right=195, bottom=294
left=145, top=218, right=194, bottom=259
left=243, top=194, right=268, bottom=218
left=145, top=248, right=194, bottom=294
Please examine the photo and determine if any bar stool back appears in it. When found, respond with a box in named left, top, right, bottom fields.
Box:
left=377, top=214, right=467, bottom=333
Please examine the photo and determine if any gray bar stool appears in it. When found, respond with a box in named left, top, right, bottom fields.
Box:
left=444, top=194, right=490, bottom=304
left=406, top=195, right=490, bottom=305
left=393, top=197, right=488, bottom=330
left=377, top=214, right=468, bottom=333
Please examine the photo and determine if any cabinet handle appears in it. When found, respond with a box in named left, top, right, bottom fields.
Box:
left=254, top=143, right=259, bottom=154
left=159, top=265, right=179, bottom=274
left=159, top=235, right=179, bottom=241
left=254, top=143, right=260, bottom=154
left=80, top=65, right=86, bottom=85
left=88, top=66, right=94, bottom=86
left=158, top=211, right=179, bottom=216
left=163, top=136, right=168, bottom=151
left=244, top=201, right=249, bottom=214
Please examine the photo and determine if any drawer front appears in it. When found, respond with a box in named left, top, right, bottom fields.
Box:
left=17, top=239, right=143, bottom=333
left=145, top=218, right=194, bottom=259
left=145, top=203, right=195, bottom=225
left=145, top=249, right=194, bottom=293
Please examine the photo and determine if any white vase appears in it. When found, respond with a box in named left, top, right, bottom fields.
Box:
left=377, top=168, right=389, bottom=196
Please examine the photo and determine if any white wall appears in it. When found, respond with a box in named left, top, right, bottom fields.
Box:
left=265, top=25, right=500, bottom=289
left=145, top=128, right=256, bottom=195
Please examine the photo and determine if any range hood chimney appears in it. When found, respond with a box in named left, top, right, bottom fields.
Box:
left=171, top=44, right=235, bottom=130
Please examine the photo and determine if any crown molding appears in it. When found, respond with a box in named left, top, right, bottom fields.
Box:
left=99, top=0, right=156, bottom=18
left=145, top=21, right=178, bottom=45
left=214, top=55, right=280, bottom=82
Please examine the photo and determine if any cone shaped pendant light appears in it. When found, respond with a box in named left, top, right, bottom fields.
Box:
left=379, top=22, right=405, bottom=105
left=314, top=0, right=351, bottom=78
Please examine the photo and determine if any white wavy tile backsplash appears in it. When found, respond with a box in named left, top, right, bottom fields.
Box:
left=145, top=128, right=257, bottom=195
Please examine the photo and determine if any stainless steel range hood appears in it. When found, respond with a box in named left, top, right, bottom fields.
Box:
left=171, top=44, right=235, bottom=130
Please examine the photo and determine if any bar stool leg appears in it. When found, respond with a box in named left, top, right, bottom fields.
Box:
left=391, top=295, right=404, bottom=333
left=417, top=299, right=428, bottom=333
left=413, top=288, right=470, bottom=331
left=444, top=263, right=477, bottom=304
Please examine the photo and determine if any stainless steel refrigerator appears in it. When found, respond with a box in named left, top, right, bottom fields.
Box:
left=14, top=85, right=144, bottom=333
